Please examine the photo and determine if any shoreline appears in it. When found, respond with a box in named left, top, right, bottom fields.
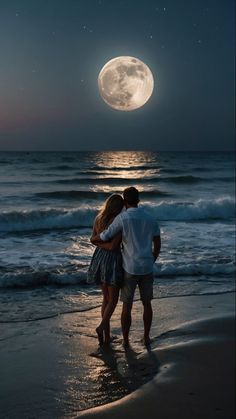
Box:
left=0, top=292, right=235, bottom=418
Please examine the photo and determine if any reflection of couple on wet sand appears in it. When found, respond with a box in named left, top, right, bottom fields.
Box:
left=88, top=187, right=161, bottom=347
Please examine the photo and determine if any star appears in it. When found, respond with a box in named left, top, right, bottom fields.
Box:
left=82, top=25, right=93, bottom=34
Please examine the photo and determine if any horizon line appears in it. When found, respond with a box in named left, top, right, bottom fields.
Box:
left=0, top=149, right=235, bottom=153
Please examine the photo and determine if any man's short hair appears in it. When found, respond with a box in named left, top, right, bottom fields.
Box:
left=123, top=187, right=139, bottom=206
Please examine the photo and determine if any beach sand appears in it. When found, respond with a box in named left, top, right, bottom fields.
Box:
left=0, top=292, right=235, bottom=418
left=78, top=315, right=235, bottom=419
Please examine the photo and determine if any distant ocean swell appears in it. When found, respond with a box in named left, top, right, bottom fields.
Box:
left=0, top=197, right=234, bottom=233
left=1, top=175, right=233, bottom=186
left=35, top=190, right=171, bottom=200
left=20, top=164, right=224, bottom=173
left=51, top=175, right=234, bottom=185
left=0, top=260, right=235, bottom=289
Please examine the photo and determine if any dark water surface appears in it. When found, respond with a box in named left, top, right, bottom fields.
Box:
left=0, top=151, right=235, bottom=320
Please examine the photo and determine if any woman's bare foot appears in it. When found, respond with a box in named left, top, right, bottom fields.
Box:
left=96, top=327, right=104, bottom=345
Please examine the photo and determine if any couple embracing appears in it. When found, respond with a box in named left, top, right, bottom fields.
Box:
left=88, top=187, right=161, bottom=347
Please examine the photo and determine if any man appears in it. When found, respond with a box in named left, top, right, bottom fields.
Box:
left=95, top=187, right=161, bottom=347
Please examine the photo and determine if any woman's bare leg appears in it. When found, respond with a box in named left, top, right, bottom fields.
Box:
left=101, top=285, right=110, bottom=342
left=96, top=285, right=108, bottom=345
left=101, top=285, right=109, bottom=318
left=103, top=286, right=119, bottom=343
left=96, top=285, right=119, bottom=344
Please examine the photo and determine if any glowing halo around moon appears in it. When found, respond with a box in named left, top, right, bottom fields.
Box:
left=98, top=56, right=154, bottom=111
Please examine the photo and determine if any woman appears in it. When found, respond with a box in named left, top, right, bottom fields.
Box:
left=88, top=194, right=124, bottom=345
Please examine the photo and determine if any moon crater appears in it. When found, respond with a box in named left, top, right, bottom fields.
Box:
left=98, top=56, right=154, bottom=111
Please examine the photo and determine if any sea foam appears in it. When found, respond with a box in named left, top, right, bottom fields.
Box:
left=0, top=260, right=234, bottom=289
left=0, top=196, right=234, bottom=233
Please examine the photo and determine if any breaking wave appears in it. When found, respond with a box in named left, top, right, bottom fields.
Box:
left=0, top=270, right=88, bottom=288
left=0, top=196, right=234, bottom=233
left=0, top=260, right=234, bottom=289
left=146, top=196, right=235, bottom=221
left=0, top=207, right=96, bottom=232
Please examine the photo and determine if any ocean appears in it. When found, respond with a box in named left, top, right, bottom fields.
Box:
left=0, top=150, right=235, bottom=323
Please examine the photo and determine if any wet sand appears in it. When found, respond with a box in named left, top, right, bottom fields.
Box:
left=78, top=315, right=235, bottom=419
left=0, top=292, right=235, bottom=418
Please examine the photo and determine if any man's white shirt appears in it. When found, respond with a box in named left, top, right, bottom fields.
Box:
left=100, top=207, right=160, bottom=275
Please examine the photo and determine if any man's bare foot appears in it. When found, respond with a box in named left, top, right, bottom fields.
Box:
left=96, top=327, right=104, bottom=345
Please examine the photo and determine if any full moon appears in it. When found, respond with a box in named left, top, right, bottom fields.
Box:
left=98, top=56, right=154, bottom=111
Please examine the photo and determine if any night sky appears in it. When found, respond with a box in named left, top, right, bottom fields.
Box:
left=0, top=0, right=234, bottom=151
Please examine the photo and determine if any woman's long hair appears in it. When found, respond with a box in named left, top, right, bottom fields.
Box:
left=96, top=194, right=124, bottom=232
